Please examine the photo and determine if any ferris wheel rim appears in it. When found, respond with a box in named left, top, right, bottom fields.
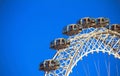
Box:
left=45, top=27, right=120, bottom=76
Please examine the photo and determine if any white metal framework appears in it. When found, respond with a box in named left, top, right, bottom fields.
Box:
left=45, top=27, right=120, bottom=76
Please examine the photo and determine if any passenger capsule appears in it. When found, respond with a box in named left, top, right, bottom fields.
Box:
left=111, top=24, right=120, bottom=33
left=96, top=17, right=109, bottom=27
left=62, top=24, right=82, bottom=36
left=40, top=60, right=60, bottom=72
left=50, top=38, right=70, bottom=50
left=80, top=17, right=96, bottom=28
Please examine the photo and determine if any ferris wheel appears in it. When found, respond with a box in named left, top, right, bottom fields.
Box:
left=39, top=17, right=120, bottom=76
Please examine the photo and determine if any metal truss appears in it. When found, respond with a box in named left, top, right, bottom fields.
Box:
left=45, top=27, right=120, bottom=76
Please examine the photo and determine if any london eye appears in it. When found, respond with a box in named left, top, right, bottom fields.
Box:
left=39, top=17, right=120, bottom=76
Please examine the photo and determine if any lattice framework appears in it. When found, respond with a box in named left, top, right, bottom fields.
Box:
left=45, top=27, right=120, bottom=76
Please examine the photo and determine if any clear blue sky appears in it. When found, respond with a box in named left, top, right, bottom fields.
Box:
left=0, top=0, right=120, bottom=76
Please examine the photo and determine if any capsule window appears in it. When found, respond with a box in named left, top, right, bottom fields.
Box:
left=51, top=60, right=55, bottom=64
left=45, top=61, right=49, bottom=67
left=74, top=25, right=77, bottom=28
left=69, top=25, right=73, bottom=31
left=88, top=18, right=90, bottom=22
left=102, top=18, right=104, bottom=22
left=116, top=25, right=120, bottom=28
left=84, top=19, right=86, bottom=21
left=56, top=40, right=60, bottom=45
left=61, top=39, right=65, bottom=44
left=83, top=19, right=86, bottom=22
left=111, top=26, right=115, bottom=30
left=98, top=19, right=100, bottom=22
left=50, top=41, right=54, bottom=46
left=73, top=25, right=77, bottom=30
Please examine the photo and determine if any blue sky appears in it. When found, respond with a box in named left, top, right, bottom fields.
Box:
left=0, top=0, right=120, bottom=76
